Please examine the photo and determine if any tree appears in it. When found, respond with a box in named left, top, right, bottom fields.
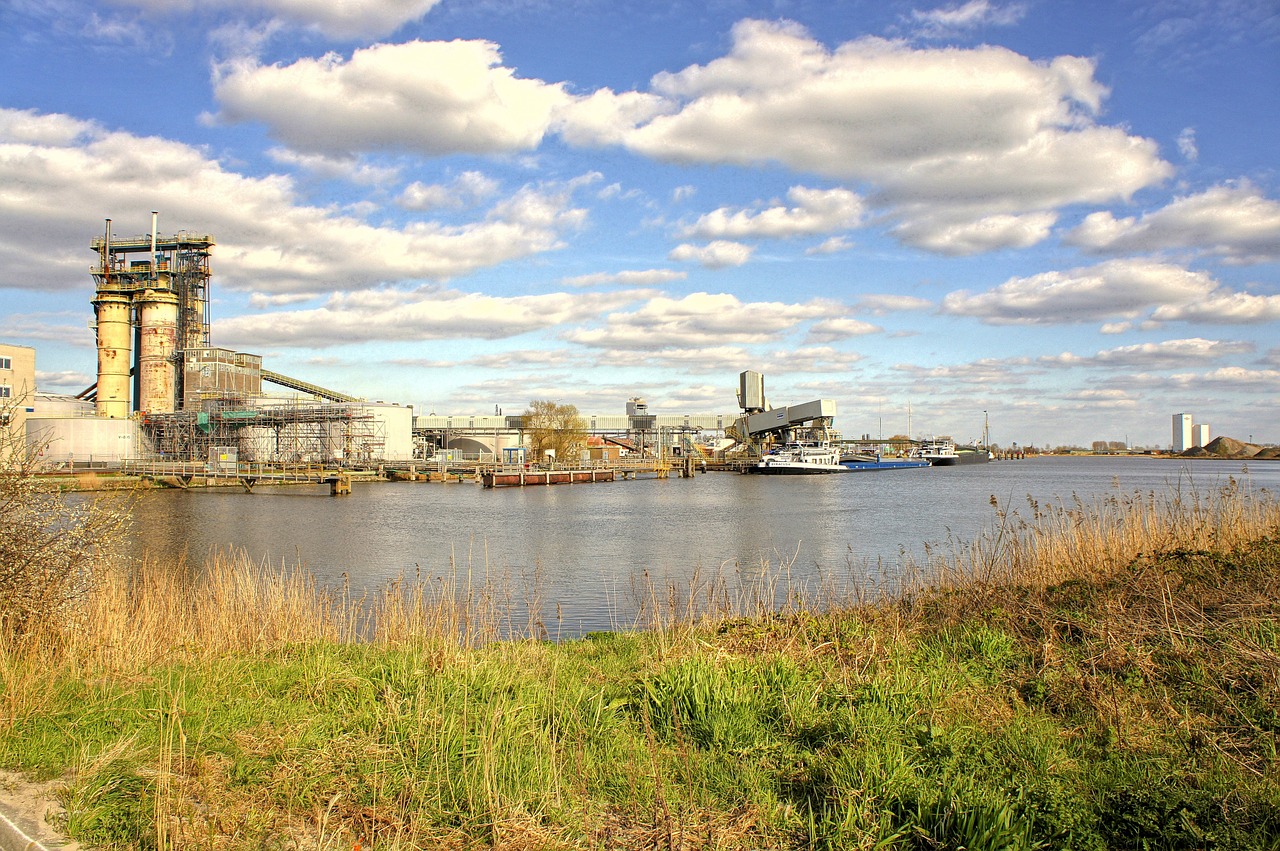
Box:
left=521, top=400, right=587, bottom=466
left=1, top=397, right=130, bottom=640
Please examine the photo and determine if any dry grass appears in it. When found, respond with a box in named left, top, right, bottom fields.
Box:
left=3, top=476, right=1279, bottom=850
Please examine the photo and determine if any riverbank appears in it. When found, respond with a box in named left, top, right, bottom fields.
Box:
left=2, top=481, right=1278, bottom=849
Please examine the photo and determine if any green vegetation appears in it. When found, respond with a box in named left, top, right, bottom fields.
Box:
left=2, top=464, right=1279, bottom=847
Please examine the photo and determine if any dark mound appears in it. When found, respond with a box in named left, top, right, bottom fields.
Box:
left=1183, top=436, right=1261, bottom=458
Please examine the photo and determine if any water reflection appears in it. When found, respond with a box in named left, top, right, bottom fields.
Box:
left=115, top=456, right=1276, bottom=635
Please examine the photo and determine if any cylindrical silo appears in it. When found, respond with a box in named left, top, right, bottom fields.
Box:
left=137, top=290, right=180, bottom=413
left=93, top=293, right=133, bottom=419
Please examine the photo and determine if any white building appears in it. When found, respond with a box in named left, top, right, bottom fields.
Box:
left=1193, top=423, right=1210, bottom=448
left=1172, top=413, right=1193, bottom=452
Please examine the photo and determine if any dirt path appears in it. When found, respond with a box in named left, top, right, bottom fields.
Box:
left=0, top=772, right=78, bottom=850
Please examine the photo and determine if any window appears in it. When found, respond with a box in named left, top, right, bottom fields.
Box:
left=0, top=357, right=10, bottom=370
left=0, top=385, right=10, bottom=398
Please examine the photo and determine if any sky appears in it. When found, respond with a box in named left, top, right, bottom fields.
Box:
left=1, top=0, right=1278, bottom=449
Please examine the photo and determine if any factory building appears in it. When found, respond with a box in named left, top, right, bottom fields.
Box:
left=56, top=214, right=414, bottom=468
left=1172, top=413, right=1194, bottom=452
left=1193, top=423, right=1210, bottom=448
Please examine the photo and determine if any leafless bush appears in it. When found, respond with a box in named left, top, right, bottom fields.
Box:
left=0, top=399, right=130, bottom=640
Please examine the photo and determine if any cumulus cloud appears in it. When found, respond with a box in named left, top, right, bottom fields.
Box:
left=678, top=186, right=863, bottom=240
left=910, top=1, right=1028, bottom=38
left=209, top=22, right=1170, bottom=256
left=941, top=259, right=1218, bottom=324
left=561, top=269, right=687, bottom=288
left=617, top=20, right=1170, bottom=252
left=213, top=40, right=571, bottom=157
left=116, top=0, right=441, bottom=39
left=398, top=171, right=501, bottom=211
left=1065, top=181, right=1280, bottom=264
left=1151, top=291, right=1280, bottom=324
left=668, top=240, right=755, bottom=268
left=1039, top=338, right=1255, bottom=370
left=806, top=318, right=882, bottom=342
left=892, top=211, right=1056, bottom=256
left=0, top=107, right=592, bottom=296
left=561, top=292, right=837, bottom=350
left=266, top=147, right=400, bottom=185
left=215, top=287, right=649, bottom=349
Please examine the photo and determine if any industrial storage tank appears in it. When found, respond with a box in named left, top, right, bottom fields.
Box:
left=137, top=290, right=179, bottom=413
left=92, top=292, right=132, bottom=419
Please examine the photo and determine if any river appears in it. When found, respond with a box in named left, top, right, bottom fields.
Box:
left=121, top=455, right=1278, bottom=636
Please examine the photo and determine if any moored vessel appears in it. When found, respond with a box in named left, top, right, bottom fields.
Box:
left=753, top=443, right=847, bottom=474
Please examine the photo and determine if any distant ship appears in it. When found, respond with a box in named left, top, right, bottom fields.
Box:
left=753, top=443, right=847, bottom=474
left=839, top=450, right=930, bottom=472
left=920, top=439, right=992, bottom=466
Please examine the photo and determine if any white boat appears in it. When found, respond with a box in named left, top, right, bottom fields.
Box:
left=919, top=438, right=960, bottom=465
left=753, top=442, right=847, bottom=474
left=920, top=438, right=991, bottom=466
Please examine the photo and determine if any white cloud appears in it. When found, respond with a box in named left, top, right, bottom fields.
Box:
left=1039, top=338, right=1255, bottom=370
left=892, top=211, right=1056, bottom=256
left=615, top=20, right=1169, bottom=253
left=398, top=171, right=501, bottom=211
left=36, top=369, right=94, bottom=389
left=1065, top=181, right=1280, bottom=264
left=762, top=346, right=865, bottom=372
left=116, top=0, right=441, bottom=39
left=910, top=1, right=1028, bottom=38
left=667, top=240, right=755, bottom=268
left=561, top=292, right=837, bottom=350
left=806, top=236, right=853, bottom=255
left=892, top=359, right=1026, bottom=386
left=806, top=317, right=882, bottom=342
left=0, top=312, right=94, bottom=346
left=1177, top=127, right=1198, bottom=161
left=941, top=259, right=1218, bottom=325
left=215, top=287, right=650, bottom=349
left=561, top=269, right=687, bottom=288
left=1151, top=291, right=1280, bottom=324
left=208, top=22, right=1170, bottom=257
left=266, top=147, right=400, bottom=185
left=213, top=40, right=571, bottom=157
left=854, top=294, right=935, bottom=314
left=679, top=186, right=863, bottom=240
left=0, top=107, right=592, bottom=296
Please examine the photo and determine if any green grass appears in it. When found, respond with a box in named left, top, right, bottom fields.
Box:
left=3, top=487, right=1280, bottom=848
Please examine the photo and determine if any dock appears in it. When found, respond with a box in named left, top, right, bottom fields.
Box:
left=480, top=468, right=616, bottom=488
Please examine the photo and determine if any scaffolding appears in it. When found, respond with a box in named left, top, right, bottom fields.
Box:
left=138, top=397, right=385, bottom=468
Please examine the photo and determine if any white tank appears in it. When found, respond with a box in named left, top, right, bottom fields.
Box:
left=93, top=293, right=133, bottom=419
left=137, top=290, right=179, bottom=413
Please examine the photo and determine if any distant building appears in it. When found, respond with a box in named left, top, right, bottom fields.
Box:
left=0, top=343, right=37, bottom=455
left=1172, top=413, right=1193, bottom=452
left=1193, top=423, right=1210, bottom=448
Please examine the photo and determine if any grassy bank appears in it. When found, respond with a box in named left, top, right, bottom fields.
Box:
left=2, top=479, right=1279, bottom=849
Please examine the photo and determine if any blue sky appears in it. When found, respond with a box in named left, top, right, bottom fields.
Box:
left=1, top=0, right=1277, bottom=448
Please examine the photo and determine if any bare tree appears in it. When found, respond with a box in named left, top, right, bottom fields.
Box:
left=521, top=400, right=587, bottom=466
left=0, top=398, right=131, bottom=640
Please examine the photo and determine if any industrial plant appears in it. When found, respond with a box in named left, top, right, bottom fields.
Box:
left=11, top=214, right=414, bottom=471
left=1, top=214, right=966, bottom=480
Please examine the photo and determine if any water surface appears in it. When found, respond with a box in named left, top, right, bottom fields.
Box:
left=125, top=456, right=1278, bottom=635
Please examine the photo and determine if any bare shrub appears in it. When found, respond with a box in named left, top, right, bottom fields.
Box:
left=0, top=399, right=131, bottom=640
